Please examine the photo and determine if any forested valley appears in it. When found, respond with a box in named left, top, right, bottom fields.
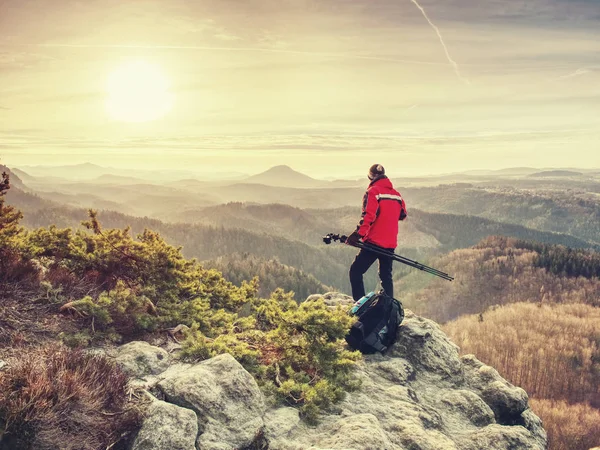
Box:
left=2, top=165, right=599, bottom=450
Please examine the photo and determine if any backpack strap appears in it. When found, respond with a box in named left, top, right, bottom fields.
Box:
left=362, top=328, right=388, bottom=353
left=361, top=296, right=393, bottom=353
left=345, top=321, right=365, bottom=350
left=383, top=299, right=403, bottom=348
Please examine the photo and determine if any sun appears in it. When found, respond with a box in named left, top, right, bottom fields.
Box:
left=105, top=60, right=174, bottom=123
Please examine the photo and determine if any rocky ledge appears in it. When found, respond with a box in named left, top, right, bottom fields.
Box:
left=109, top=293, right=547, bottom=450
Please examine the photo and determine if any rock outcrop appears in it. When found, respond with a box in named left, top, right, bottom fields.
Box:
left=157, top=353, right=266, bottom=450
left=131, top=400, right=198, bottom=450
left=305, top=292, right=354, bottom=310
left=111, top=341, right=170, bottom=378
left=126, top=293, right=547, bottom=450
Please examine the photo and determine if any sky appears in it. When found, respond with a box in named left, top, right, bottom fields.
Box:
left=0, top=0, right=599, bottom=178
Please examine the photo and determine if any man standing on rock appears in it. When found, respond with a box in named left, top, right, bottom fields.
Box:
left=346, top=164, right=407, bottom=301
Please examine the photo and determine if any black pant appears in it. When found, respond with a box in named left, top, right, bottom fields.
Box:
left=349, top=247, right=394, bottom=301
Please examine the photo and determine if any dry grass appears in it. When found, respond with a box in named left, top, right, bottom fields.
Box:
left=531, top=399, right=600, bottom=450
left=0, top=344, right=142, bottom=450
left=0, top=292, right=68, bottom=353
left=0, top=248, right=39, bottom=286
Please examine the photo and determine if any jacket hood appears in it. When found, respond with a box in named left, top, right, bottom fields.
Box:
left=369, top=175, right=393, bottom=189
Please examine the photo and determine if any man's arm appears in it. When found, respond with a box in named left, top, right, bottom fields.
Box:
left=357, top=188, right=379, bottom=237
left=400, top=198, right=407, bottom=221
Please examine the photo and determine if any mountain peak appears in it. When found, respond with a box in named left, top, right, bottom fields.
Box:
left=269, top=164, right=294, bottom=170
left=262, top=165, right=303, bottom=175
left=243, top=165, right=323, bottom=188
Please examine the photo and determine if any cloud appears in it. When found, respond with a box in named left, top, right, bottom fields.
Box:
left=163, top=16, right=243, bottom=42
left=21, top=42, right=447, bottom=67
left=214, top=33, right=242, bottom=42
left=556, top=68, right=592, bottom=80
left=0, top=51, right=55, bottom=69
left=1, top=128, right=596, bottom=155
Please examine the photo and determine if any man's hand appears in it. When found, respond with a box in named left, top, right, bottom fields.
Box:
left=345, top=231, right=362, bottom=246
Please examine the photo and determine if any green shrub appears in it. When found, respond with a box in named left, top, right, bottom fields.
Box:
left=64, top=281, right=159, bottom=337
left=0, top=171, right=37, bottom=285
left=20, top=211, right=258, bottom=331
left=182, top=290, right=361, bottom=422
left=2, top=200, right=361, bottom=422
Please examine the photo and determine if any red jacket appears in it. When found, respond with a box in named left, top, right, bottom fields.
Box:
left=356, top=176, right=407, bottom=249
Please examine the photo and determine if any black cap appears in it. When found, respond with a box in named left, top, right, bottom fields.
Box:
left=368, top=164, right=385, bottom=180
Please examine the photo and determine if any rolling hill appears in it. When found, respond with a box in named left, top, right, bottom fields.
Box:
left=161, top=202, right=598, bottom=251
left=204, top=253, right=330, bottom=299
left=8, top=185, right=599, bottom=300
left=529, top=170, right=584, bottom=178
left=13, top=165, right=599, bottom=248
left=403, top=185, right=600, bottom=245
left=399, top=236, right=600, bottom=323
left=0, top=165, right=25, bottom=190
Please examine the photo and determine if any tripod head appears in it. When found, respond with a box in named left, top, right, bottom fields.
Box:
left=322, top=233, right=348, bottom=245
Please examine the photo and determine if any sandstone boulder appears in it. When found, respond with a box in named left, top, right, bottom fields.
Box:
left=305, top=292, right=354, bottom=310
left=131, top=399, right=197, bottom=450
left=112, top=341, right=170, bottom=378
left=157, top=353, right=266, bottom=450
left=461, top=354, right=529, bottom=423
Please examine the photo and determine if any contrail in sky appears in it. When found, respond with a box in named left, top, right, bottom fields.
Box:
left=408, top=0, right=470, bottom=84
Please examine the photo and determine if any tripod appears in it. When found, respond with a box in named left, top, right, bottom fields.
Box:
left=323, top=233, right=454, bottom=282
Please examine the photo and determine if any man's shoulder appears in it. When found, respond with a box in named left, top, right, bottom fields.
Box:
left=383, top=184, right=401, bottom=195
left=367, top=185, right=386, bottom=197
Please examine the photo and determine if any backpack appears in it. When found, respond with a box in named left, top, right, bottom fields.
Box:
left=345, top=290, right=404, bottom=354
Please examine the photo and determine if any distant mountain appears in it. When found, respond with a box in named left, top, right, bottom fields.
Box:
left=19, top=163, right=110, bottom=180
left=10, top=167, right=36, bottom=184
left=529, top=170, right=583, bottom=178
left=243, top=165, right=325, bottom=188
left=17, top=163, right=245, bottom=183
left=330, top=178, right=363, bottom=187
left=33, top=190, right=128, bottom=213
left=94, top=174, right=151, bottom=185
left=0, top=165, right=25, bottom=189
left=461, top=167, right=540, bottom=176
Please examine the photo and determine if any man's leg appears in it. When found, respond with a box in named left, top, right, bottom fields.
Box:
left=378, top=249, right=395, bottom=298
left=349, top=249, right=378, bottom=301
